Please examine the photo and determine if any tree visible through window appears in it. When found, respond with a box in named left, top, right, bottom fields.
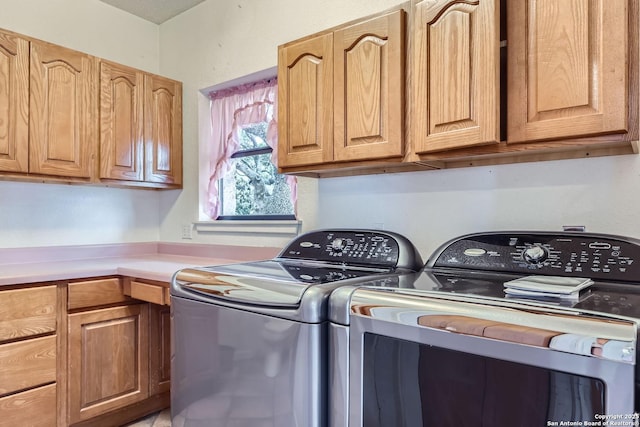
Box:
left=219, top=122, right=294, bottom=218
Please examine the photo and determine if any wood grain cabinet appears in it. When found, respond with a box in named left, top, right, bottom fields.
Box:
left=149, top=304, right=171, bottom=395
left=0, top=30, right=29, bottom=174
left=278, top=9, right=405, bottom=171
left=0, top=285, right=58, bottom=427
left=123, top=279, right=171, bottom=395
left=0, top=30, right=97, bottom=179
left=408, top=0, right=638, bottom=166
left=411, top=0, right=500, bottom=154
left=66, top=277, right=170, bottom=426
left=68, top=303, right=150, bottom=424
left=30, top=40, right=98, bottom=179
left=507, top=0, right=632, bottom=144
left=100, top=61, right=183, bottom=187
left=0, top=26, right=182, bottom=188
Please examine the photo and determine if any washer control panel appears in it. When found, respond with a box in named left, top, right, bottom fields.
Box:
left=281, top=230, right=403, bottom=268
left=431, top=232, right=640, bottom=281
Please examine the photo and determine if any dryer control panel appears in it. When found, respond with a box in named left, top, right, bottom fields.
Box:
left=280, top=229, right=422, bottom=270
left=430, top=232, right=640, bottom=282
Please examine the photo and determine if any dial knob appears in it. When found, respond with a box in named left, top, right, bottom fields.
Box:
left=331, top=238, right=346, bottom=253
left=523, top=245, right=548, bottom=264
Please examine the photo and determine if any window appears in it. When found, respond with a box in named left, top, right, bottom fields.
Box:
left=204, top=77, right=297, bottom=220
left=219, top=122, right=295, bottom=219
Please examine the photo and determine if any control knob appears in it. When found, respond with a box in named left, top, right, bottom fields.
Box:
left=330, top=238, right=346, bottom=254
left=523, top=245, right=548, bottom=264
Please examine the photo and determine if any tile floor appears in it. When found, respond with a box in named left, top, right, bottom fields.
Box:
left=124, top=408, right=171, bottom=427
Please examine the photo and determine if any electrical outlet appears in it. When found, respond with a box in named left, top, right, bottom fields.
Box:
left=181, top=224, right=193, bottom=239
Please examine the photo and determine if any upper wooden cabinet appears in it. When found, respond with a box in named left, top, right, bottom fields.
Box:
left=0, top=31, right=29, bottom=174
left=0, top=31, right=98, bottom=179
left=30, top=40, right=98, bottom=179
left=278, top=32, right=333, bottom=167
left=143, top=74, right=183, bottom=186
left=100, top=62, right=182, bottom=187
left=99, top=61, right=145, bottom=182
left=278, top=1, right=638, bottom=175
left=0, top=27, right=183, bottom=188
left=411, top=0, right=500, bottom=153
left=507, top=0, right=629, bottom=144
left=278, top=9, right=405, bottom=170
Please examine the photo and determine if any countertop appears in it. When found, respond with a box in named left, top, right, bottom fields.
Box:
left=0, top=242, right=281, bottom=286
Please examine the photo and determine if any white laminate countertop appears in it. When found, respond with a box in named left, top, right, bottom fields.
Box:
left=0, top=242, right=281, bottom=286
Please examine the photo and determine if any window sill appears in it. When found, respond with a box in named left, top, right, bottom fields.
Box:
left=194, top=220, right=302, bottom=237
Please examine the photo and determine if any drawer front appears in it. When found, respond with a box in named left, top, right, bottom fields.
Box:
left=0, top=383, right=56, bottom=427
left=0, top=335, right=56, bottom=396
left=68, top=277, right=130, bottom=310
left=0, top=285, right=56, bottom=342
left=130, top=281, right=166, bottom=305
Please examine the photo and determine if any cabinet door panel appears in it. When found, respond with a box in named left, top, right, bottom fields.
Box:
left=0, top=31, right=28, bottom=173
left=507, top=0, right=628, bottom=143
left=412, top=0, right=499, bottom=153
left=334, top=10, right=405, bottom=161
left=68, top=304, right=149, bottom=423
left=144, top=74, right=182, bottom=185
left=278, top=33, right=334, bottom=168
left=100, top=61, right=144, bottom=181
left=29, top=41, right=97, bottom=178
left=149, top=304, right=171, bottom=395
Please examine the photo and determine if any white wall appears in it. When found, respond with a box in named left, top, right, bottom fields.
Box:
left=3, top=0, right=638, bottom=253
left=0, top=0, right=162, bottom=248
left=316, top=155, right=640, bottom=258
left=157, top=0, right=640, bottom=255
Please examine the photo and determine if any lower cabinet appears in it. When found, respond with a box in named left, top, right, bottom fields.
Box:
left=0, top=277, right=171, bottom=426
left=68, top=304, right=150, bottom=424
left=149, top=304, right=171, bottom=395
left=66, top=276, right=172, bottom=426
left=0, top=284, right=58, bottom=427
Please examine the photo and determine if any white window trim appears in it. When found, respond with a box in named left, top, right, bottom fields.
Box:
left=194, top=219, right=302, bottom=238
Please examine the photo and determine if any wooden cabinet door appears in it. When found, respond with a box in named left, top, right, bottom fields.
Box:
left=100, top=61, right=144, bottom=181
left=278, top=32, right=334, bottom=168
left=149, top=304, right=171, bottom=395
left=507, top=0, right=628, bottom=143
left=144, top=74, right=182, bottom=185
left=0, top=30, right=29, bottom=173
left=29, top=40, right=97, bottom=178
left=68, top=304, right=149, bottom=424
left=333, top=10, right=405, bottom=162
left=412, top=0, right=499, bottom=153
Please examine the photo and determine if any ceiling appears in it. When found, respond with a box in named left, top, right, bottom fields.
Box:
left=98, top=0, right=206, bottom=24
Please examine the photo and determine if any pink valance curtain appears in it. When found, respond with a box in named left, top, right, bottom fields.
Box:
left=205, top=78, right=297, bottom=219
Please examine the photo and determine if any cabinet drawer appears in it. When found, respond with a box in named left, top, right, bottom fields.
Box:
left=0, top=335, right=56, bottom=396
left=129, top=281, right=166, bottom=305
left=0, top=285, right=56, bottom=343
left=68, top=277, right=130, bottom=310
left=0, top=383, right=56, bottom=427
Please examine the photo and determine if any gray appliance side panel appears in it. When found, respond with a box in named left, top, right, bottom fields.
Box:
left=329, top=323, right=349, bottom=427
left=171, top=296, right=326, bottom=427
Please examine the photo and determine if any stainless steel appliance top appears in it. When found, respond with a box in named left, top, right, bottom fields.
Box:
left=172, top=229, right=422, bottom=322
left=330, top=231, right=640, bottom=323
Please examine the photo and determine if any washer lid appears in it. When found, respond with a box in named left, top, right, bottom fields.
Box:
left=173, top=260, right=393, bottom=307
